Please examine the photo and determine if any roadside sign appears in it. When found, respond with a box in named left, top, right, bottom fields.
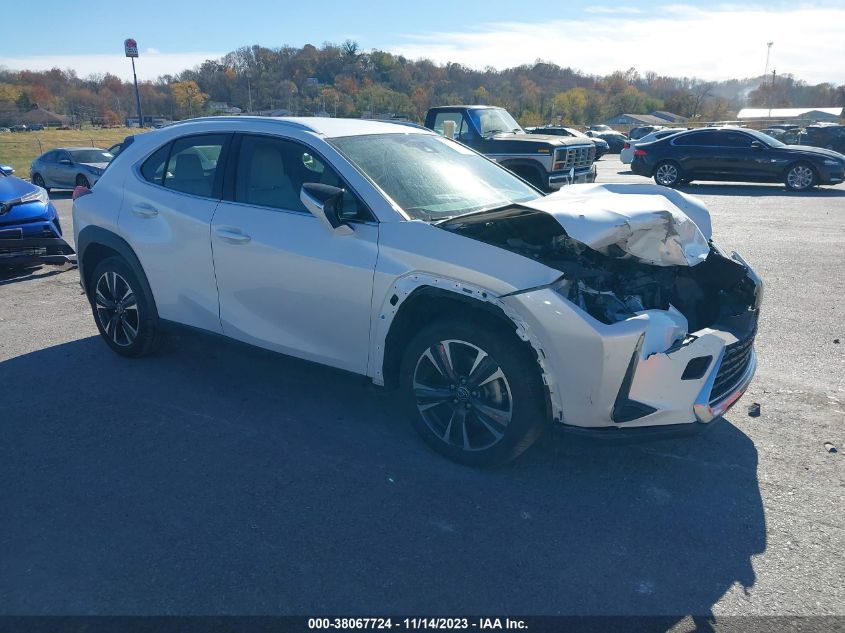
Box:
left=124, top=38, right=139, bottom=58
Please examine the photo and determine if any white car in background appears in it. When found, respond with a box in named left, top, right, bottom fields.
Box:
left=621, top=128, right=688, bottom=165
left=72, top=117, right=761, bottom=465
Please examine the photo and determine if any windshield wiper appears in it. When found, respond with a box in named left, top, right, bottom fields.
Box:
left=483, top=129, right=505, bottom=136
left=433, top=202, right=518, bottom=225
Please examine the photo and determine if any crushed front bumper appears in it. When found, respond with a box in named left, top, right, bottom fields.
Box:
left=500, top=252, right=762, bottom=431
left=0, top=225, right=75, bottom=266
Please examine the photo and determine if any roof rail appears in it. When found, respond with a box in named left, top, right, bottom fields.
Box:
left=164, top=116, right=318, bottom=133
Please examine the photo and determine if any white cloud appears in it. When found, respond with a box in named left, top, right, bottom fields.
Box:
left=0, top=50, right=226, bottom=81
left=387, top=5, right=845, bottom=84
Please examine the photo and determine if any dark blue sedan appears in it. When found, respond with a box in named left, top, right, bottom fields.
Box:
left=0, top=165, right=75, bottom=267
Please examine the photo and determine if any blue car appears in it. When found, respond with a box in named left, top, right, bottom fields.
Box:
left=0, top=164, right=75, bottom=267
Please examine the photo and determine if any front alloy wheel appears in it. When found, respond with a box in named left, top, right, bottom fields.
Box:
left=785, top=163, right=816, bottom=191
left=413, top=339, right=513, bottom=453
left=400, top=319, right=550, bottom=466
left=94, top=271, right=139, bottom=347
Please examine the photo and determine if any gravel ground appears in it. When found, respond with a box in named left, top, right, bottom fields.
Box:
left=0, top=158, right=842, bottom=621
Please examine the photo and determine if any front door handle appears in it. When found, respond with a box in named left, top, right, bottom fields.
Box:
left=132, top=203, right=158, bottom=218
left=215, top=227, right=252, bottom=244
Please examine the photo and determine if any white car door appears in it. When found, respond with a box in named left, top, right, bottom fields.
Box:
left=119, top=133, right=231, bottom=333
left=210, top=133, right=379, bottom=374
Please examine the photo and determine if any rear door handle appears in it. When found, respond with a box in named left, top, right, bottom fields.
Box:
left=215, top=227, right=252, bottom=244
left=132, top=203, right=158, bottom=218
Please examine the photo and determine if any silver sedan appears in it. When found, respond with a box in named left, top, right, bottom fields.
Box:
left=30, top=147, right=113, bottom=191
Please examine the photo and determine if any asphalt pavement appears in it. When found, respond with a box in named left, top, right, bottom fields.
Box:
left=0, top=159, right=842, bottom=621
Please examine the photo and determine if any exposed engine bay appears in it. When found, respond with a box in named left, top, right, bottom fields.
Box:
left=439, top=206, right=759, bottom=332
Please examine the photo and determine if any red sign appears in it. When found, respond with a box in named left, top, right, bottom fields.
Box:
left=124, top=38, right=139, bottom=58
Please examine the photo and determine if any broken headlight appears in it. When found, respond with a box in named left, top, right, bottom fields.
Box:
left=558, top=280, right=645, bottom=324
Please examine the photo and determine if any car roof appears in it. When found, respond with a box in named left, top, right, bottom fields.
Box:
left=162, top=116, right=434, bottom=139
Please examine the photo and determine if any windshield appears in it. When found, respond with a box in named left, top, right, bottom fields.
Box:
left=468, top=108, right=523, bottom=136
left=330, top=133, right=540, bottom=221
left=68, top=149, right=113, bottom=163
left=745, top=128, right=785, bottom=148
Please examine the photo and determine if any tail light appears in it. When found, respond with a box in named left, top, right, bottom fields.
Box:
left=623, top=142, right=630, bottom=149
left=634, top=149, right=648, bottom=157
left=72, top=185, right=91, bottom=200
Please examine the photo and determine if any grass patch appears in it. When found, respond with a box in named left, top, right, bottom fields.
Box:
left=0, top=128, right=146, bottom=178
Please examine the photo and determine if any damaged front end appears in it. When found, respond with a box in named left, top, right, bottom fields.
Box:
left=0, top=188, right=75, bottom=267
left=438, top=187, right=762, bottom=429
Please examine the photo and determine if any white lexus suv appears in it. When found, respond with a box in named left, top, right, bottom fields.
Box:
left=73, top=117, right=762, bottom=465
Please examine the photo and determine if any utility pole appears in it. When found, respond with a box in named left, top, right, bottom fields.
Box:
left=124, top=39, right=143, bottom=128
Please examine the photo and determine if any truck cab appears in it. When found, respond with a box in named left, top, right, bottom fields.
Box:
left=424, top=105, right=597, bottom=191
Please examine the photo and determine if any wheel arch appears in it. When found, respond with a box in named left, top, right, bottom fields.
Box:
left=77, top=226, right=149, bottom=299
left=498, top=159, right=547, bottom=189
left=374, top=275, right=553, bottom=415
left=782, top=159, right=819, bottom=179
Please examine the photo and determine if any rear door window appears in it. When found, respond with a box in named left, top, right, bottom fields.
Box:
left=162, top=134, right=229, bottom=198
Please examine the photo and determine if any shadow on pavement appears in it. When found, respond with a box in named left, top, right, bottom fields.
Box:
left=678, top=183, right=845, bottom=197
left=0, top=262, right=76, bottom=287
left=0, top=331, right=766, bottom=621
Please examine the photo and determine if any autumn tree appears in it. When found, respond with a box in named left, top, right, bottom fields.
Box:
left=170, top=80, right=208, bottom=117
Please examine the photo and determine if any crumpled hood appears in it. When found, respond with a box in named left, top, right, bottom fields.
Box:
left=519, top=183, right=712, bottom=267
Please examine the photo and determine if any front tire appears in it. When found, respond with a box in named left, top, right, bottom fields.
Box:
left=784, top=162, right=817, bottom=191
left=653, top=161, right=682, bottom=187
left=400, top=319, right=549, bottom=466
left=89, top=256, right=162, bottom=357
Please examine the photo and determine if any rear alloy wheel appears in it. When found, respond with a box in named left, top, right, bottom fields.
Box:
left=76, top=174, right=91, bottom=188
left=32, top=173, right=49, bottom=192
left=400, top=320, right=549, bottom=466
left=90, top=256, right=161, bottom=357
left=654, top=161, right=681, bottom=187
left=784, top=163, right=817, bottom=191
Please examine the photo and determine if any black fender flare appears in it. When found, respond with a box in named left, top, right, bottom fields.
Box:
left=76, top=225, right=149, bottom=297
left=497, top=159, right=548, bottom=187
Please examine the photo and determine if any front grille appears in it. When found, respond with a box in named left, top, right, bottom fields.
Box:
left=710, top=328, right=756, bottom=403
left=555, top=144, right=595, bottom=171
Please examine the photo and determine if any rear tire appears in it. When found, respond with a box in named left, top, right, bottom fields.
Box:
left=399, top=318, right=550, bottom=466
left=653, top=161, right=682, bottom=187
left=89, top=256, right=162, bottom=357
left=76, top=174, right=91, bottom=188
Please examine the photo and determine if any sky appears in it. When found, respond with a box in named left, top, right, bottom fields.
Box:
left=1, top=0, right=843, bottom=85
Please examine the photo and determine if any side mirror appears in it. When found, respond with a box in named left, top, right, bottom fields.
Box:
left=58, top=158, right=72, bottom=165
left=300, top=183, right=353, bottom=235
left=750, top=141, right=764, bottom=150
left=0, top=164, right=14, bottom=176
